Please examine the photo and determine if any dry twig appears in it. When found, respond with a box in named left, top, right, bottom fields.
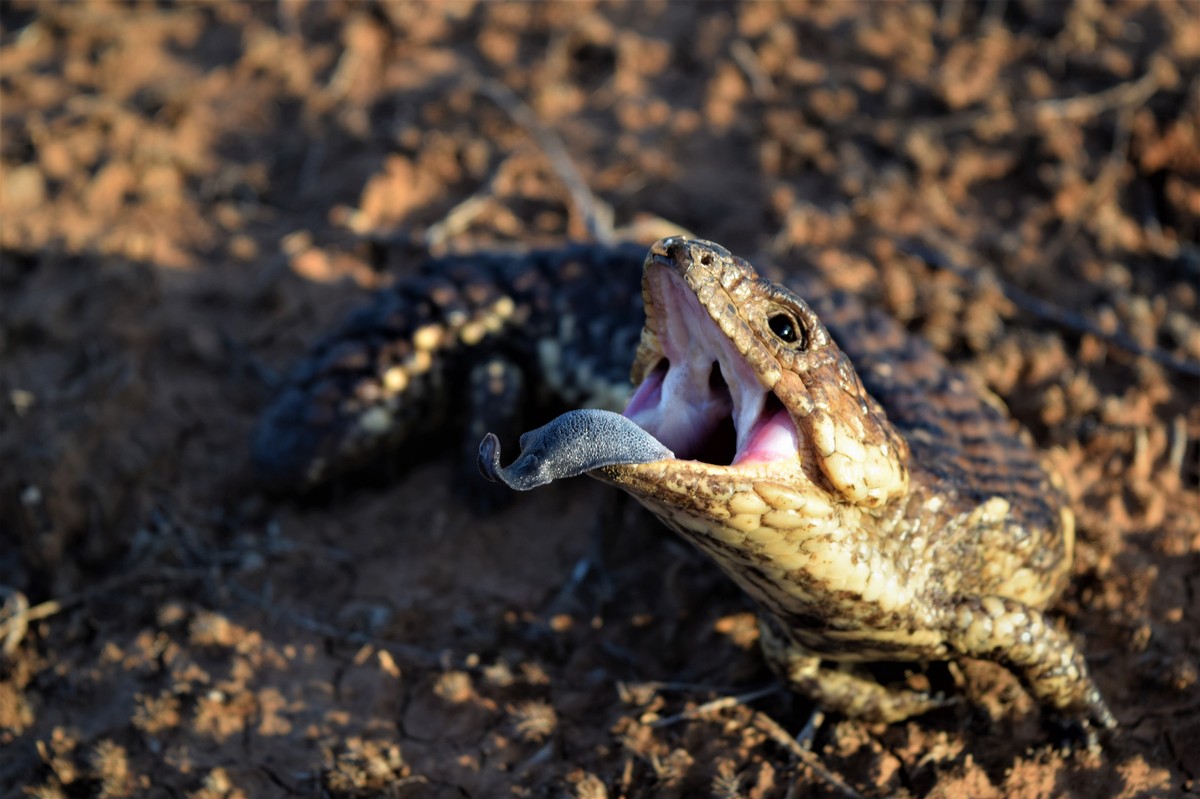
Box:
left=648, top=685, right=863, bottom=799
left=473, top=77, right=614, bottom=242
left=903, top=241, right=1200, bottom=380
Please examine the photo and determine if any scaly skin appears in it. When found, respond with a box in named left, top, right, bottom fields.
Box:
left=253, top=236, right=1114, bottom=731
left=252, top=242, right=648, bottom=488
left=598, top=237, right=1114, bottom=729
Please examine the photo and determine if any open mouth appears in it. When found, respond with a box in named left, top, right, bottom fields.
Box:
left=481, top=237, right=905, bottom=507
left=623, top=261, right=800, bottom=467
left=478, top=241, right=816, bottom=494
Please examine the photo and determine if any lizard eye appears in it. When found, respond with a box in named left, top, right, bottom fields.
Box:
left=768, top=312, right=806, bottom=348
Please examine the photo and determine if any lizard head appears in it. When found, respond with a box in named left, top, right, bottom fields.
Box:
left=602, top=237, right=910, bottom=523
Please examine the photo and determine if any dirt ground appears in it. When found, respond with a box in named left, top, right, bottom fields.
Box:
left=2, top=1, right=1199, bottom=797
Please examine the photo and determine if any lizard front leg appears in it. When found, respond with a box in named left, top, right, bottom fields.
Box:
left=759, top=616, right=954, bottom=724
left=944, top=595, right=1116, bottom=730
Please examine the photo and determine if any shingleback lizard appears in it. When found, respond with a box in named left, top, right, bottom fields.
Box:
left=253, top=236, right=1116, bottom=733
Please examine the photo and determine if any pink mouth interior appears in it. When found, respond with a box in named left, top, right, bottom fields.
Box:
left=623, top=267, right=800, bottom=466
left=731, top=401, right=799, bottom=464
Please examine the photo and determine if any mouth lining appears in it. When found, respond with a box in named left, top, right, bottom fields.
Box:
left=622, top=264, right=800, bottom=468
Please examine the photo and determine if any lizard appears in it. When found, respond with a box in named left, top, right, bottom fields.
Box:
left=252, top=235, right=1116, bottom=733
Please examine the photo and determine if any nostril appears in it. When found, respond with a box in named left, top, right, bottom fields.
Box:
left=709, top=361, right=727, bottom=391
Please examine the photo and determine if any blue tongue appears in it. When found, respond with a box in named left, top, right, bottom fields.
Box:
left=478, top=409, right=674, bottom=491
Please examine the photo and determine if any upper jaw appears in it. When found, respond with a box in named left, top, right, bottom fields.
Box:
left=621, top=238, right=801, bottom=469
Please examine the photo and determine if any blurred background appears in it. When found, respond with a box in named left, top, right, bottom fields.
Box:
left=1, top=2, right=1198, bottom=797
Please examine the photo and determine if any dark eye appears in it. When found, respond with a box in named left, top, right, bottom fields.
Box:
left=768, top=313, right=805, bottom=347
